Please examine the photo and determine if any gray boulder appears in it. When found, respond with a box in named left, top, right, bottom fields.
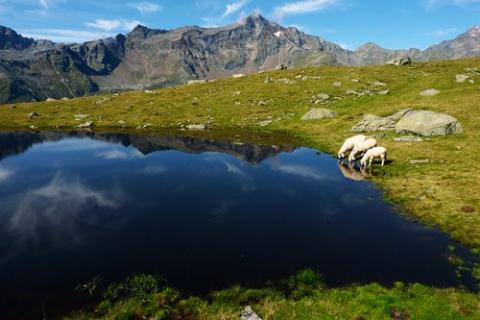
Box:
left=301, top=108, right=337, bottom=121
left=186, top=124, right=207, bottom=131
left=394, top=135, right=424, bottom=142
left=76, top=121, right=93, bottom=129
left=387, top=56, right=412, bottom=66
left=352, top=114, right=396, bottom=132
left=420, top=89, right=440, bottom=97
left=386, top=109, right=412, bottom=121
left=241, top=306, right=262, bottom=320
left=396, top=110, right=463, bottom=136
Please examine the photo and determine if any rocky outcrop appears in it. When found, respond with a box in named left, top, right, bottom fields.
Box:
left=351, top=114, right=397, bottom=132
left=301, top=108, right=337, bottom=120
left=241, top=306, right=262, bottom=320
left=395, top=110, right=463, bottom=136
left=352, top=109, right=462, bottom=137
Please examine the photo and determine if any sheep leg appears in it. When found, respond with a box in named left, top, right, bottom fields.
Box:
left=381, top=154, right=385, bottom=166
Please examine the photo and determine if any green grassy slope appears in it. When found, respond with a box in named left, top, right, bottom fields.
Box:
left=1, top=57, right=480, bottom=251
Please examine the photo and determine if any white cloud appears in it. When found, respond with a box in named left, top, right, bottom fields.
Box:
left=273, top=0, right=338, bottom=20
left=85, top=19, right=142, bottom=32
left=21, top=28, right=110, bottom=43
left=130, top=1, right=162, bottom=14
left=7, top=173, right=123, bottom=241
left=425, top=0, right=480, bottom=8
left=39, top=0, right=49, bottom=9
left=96, top=148, right=143, bottom=160
left=222, top=0, right=251, bottom=17
left=275, top=164, right=335, bottom=181
left=0, top=168, right=12, bottom=183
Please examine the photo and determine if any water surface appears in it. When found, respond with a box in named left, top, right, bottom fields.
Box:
left=0, top=131, right=477, bottom=319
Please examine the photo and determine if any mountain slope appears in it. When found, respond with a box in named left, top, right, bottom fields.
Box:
left=1, top=16, right=480, bottom=104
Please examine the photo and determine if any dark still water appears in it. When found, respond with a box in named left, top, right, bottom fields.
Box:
left=0, top=131, right=477, bottom=319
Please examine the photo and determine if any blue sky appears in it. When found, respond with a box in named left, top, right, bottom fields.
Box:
left=0, top=0, right=479, bottom=49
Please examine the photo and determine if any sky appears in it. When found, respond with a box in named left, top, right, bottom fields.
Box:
left=0, top=0, right=479, bottom=50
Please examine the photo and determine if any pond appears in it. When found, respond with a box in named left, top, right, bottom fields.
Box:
left=0, top=131, right=478, bottom=319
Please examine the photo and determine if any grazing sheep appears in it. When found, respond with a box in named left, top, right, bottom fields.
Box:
left=338, top=135, right=367, bottom=159
left=348, top=138, right=378, bottom=162
left=360, top=147, right=388, bottom=167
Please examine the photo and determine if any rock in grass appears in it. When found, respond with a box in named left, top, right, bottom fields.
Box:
left=394, top=135, right=424, bottom=142
left=378, top=89, right=390, bottom=95
left=187, top=80, right=207, bottom=85
left=186, top=124, right=207, bottom=131
left=409, top=159, right=430, bottom=165
left=456, top=74, right=469, bottom=83
left=76, top=121, right=93, bottom=129
left=27, top=112, right=40, bottom=119
left=396, top=110, right=463, bottom=136
left=387, top=56, right=412, bottom=66
left=420, top=88, right=440, bottom=97
left=232, top=74, right=246, bottom=78
left=74, top=114, right=89, bottom=121
left=241, top=306, right=262, bottom=320
left=258, top=120, right=273, bottom=127
left=386, top=109, right=412, bottom=121
left=301, top=108, right=337, bottom=121
left=352, top=114, right=396, bottom=132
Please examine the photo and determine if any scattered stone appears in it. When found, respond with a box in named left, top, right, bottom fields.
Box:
left=468, top=79, right=475, bottom=84
left=232, top=74, right=246, bottom=78
left=136, top=123, right=153, bottom=130
left=187, top=80, right=207, bottom=85
left=387, top=56, right=412, bottom=66
left=333, top=81, right=342, bottom=87
left=295, top=75, right=303, bottom=79
left=394, top=135, right=424, bottom=142
left=387, top=109, right=412, bottom=121
left=94, top=97, right=110, bottom=105
left=46, top=98, right=56, bottom=102
left=144, top=90, right=153, bottom=93
left=74, top=114, right=89, bottom=121
left=258, top=120, right=272, bottom=127
left=311, top=93, right=330, bottom=103
left=352, top=114, right=396, bottom=132
left=456, top=74, right=469, bottom=83
left=76, top=121, right=93, bottom=129
left=351, top=78, right=359, bottom=83
left=301, top=108, right=338, bottom=121
left=396, top=110, right=463, bottom=136
left=257, top=70, right=265, bottom=74
left=29, top=125, right=37, bottom=130
left=275, top=64, right=288, bottom=70
left=61, top=97, right=69, bottom=101
left=409, top=159, right=430, bottom=165
left=419, top=88, right=440, bottom=97
left=117, top=120, right=127, bottom=125
left=241, top=306, right=262, bottom=320
left=233, top=91, right=241, bottom=96
left=27, top=112, right=40, bottom=119
left=264, top=76, right=273, bottom=84
left=234, top=101, right=241, bottom=107
left=461, top=206, right=476, bottom=213
left=346, top=89, right=360, bottom=95
left=378, top=89, right=390, bottom=95
left=258, top=101, right=268, bottom=106
left=371, top=81, right=386, bottom=87
left=186, top=124, right=207, bottom=131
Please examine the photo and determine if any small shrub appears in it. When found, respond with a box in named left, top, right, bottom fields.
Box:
left=127, top=274, right=161, bottom=303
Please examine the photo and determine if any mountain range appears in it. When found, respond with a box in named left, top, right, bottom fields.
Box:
left=1, top=14, right=479, bottom=104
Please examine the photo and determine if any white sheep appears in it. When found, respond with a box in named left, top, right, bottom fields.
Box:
left=348, top=138, right=378, bottom=162
left=338, top=135, right=367, bottom=159
left=360, top=147, right=388, bottom=167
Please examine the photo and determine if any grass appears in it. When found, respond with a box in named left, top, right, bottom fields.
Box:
left=67, top=271, right=480, bottom=320
left=1, top=57, right=480, bottom=253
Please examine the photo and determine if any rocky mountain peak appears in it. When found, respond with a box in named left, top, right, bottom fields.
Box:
left=466, top=25, right=480, bottom=38
left=355, top=42, right=383, bottom=52
left=0, top=25, right=35, bottom=50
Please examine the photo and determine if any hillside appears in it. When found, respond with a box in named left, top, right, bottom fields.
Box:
left=1, top=57, right=479, bottom=252
left=1, top=15, right=480, bottom=104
